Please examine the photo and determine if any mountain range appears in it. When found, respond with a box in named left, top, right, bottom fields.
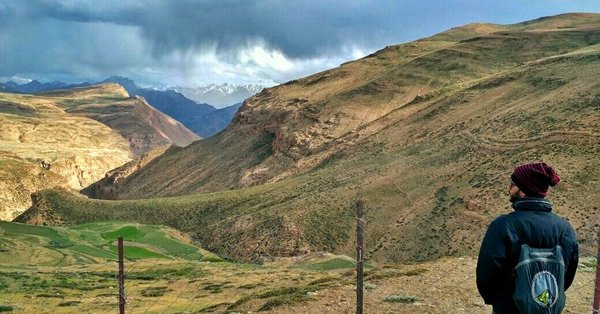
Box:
left=101, top=76, right=241, bottom=137
left=2, top=77, right=255, bottom=138
left=0, top=83, right=14, bottom=92
left=13, top=13, right=600, bottom=264
left=2, top=80, right=91, bottom=94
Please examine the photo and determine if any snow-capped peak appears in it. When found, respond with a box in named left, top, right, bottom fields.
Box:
left=173, top=83, right=265, bottom=108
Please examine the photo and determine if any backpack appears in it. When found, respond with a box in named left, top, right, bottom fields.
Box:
left=513, top=244, right=566, bottom=314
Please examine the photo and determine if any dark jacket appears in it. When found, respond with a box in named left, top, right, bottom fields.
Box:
left=476, top=197, right=579, bottom=314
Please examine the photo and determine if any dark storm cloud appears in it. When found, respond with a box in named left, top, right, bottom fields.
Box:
left=4, top=0, right=448, bottom=58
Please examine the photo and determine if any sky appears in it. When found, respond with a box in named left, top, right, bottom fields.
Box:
left=1, top=0, right=599, bottom=88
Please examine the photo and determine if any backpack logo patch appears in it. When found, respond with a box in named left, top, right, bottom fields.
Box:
left=532, top=271, right=558, bottom=307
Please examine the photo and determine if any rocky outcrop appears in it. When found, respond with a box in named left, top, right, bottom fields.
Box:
left=233, top=93, right=331, bottom=161
left=49, top=154, right=132, bottom=189
left=81, top=145, right=171, bottom=199
left=13, top=190, right=66, bottom=226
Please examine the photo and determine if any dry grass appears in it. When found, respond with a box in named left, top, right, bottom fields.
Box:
left=2, top=257, right=594, bottom=313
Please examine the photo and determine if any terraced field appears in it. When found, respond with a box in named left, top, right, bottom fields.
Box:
left=0, top=222, right=358, bottom=313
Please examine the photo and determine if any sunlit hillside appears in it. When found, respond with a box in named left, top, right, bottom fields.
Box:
left=0, top=84, right=199, bottom=219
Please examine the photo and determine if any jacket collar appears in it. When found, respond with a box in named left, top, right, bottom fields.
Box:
left=512, top=197, right=553, bottom=212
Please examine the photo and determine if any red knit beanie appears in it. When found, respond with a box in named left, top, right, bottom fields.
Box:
left=511, top=162, right=560, bottom=198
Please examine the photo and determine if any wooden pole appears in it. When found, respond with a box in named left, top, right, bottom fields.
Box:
left=356, top=200, right=365, bottom=314
left=593, top=226, right=600, bottom=314
left=118, top=236, right=125, bottom=314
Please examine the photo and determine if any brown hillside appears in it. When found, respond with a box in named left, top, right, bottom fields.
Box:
left=0, top=84, right=199, bottom=219
left=17, top=13, right=600, bottom=263
left=80, top=145, right=171, bottom=199
left=42, top=84, right=200, bottom=155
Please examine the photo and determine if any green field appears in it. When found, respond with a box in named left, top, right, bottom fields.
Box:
left=0, top=221, right=220, bottom=265
left=0, top=221, right=357, bottom=313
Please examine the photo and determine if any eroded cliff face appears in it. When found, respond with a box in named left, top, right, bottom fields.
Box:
left=81, top=145, right=172, bottom=199
left=0, top=152, right=71, bottom=220
left=0, top=84, right=200, bottom=219
left=49, top=154, right=132, bottom=189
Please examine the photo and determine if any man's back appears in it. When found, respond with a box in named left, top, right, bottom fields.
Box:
left=476, top=163, right=579, bottom=314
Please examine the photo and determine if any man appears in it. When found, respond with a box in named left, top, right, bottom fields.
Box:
left=476, top=162, right=579, bottom=314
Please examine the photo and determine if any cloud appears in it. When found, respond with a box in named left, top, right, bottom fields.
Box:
left=9, top=0, right=411, bottom=59
left=1, top=0, right=388, bottom=86
left=144, top=41, right=366, bottom=87
left=1, top=0, right=599, bottom=86
left=0, top=18, right=150, bottom=81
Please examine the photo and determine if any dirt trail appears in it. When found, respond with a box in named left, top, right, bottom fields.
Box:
left=464, top=130, right=600, bottom=152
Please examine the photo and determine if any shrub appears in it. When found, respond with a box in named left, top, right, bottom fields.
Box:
left=384, top=294, right=418, bottom=303
left=58, top=301, right=81, bottom=307
left=140, top=286, right=169, bottom=297
left=365, top=283, right=377, bottom=290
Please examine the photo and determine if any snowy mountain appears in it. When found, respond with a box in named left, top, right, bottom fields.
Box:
left=174, top=83, right=264, bottom=108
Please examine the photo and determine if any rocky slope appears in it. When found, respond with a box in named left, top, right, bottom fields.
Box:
left=16, top=13, right=600, bottom=263
left=0, top=152, right=71, bottom=220
left=80, top=145, right=171, bottom=199
left=0, top=84, right=199, bottom=218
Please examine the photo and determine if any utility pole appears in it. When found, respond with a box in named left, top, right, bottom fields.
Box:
left=356, top=200, right=365, bottom=314
left=118, top=236, right=125, bottom=314
left=593, top=226, right=600, bottom=314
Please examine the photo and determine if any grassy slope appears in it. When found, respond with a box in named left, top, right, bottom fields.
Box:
left=0, top=221, right=219, bottom=265
left=1, top=222, right=595, bottom=313
left=16, top=14, right=600, bottom=264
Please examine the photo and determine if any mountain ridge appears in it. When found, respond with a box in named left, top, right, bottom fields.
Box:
left=3, top=76, right=250, bottom=138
